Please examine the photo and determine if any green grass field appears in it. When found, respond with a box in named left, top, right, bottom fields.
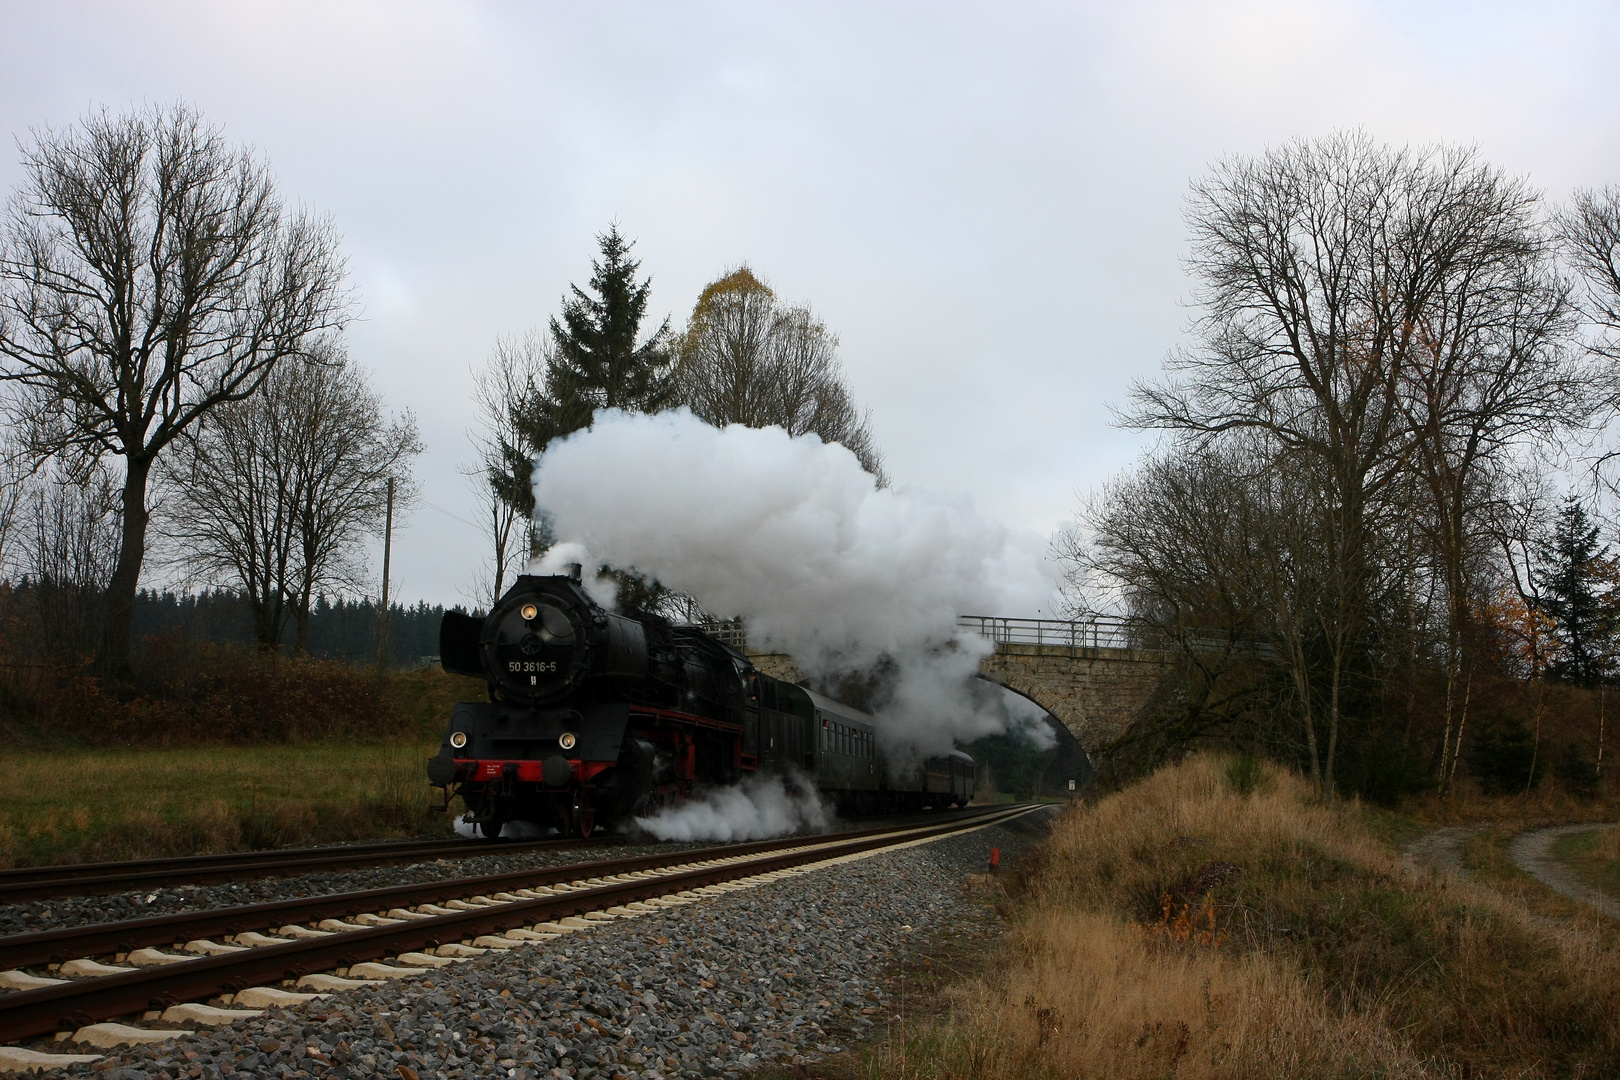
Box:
left=0, top=741, right=458, bottom=867
left=0, top=662, right=484, bottom=867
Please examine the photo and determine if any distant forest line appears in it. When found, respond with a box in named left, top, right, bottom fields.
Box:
left=133, top=588, right=452, bottom=668
left=0, top=580, right=455, bottom=670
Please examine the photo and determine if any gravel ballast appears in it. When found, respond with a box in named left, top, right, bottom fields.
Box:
left=0, top=841, right=722, bottom=939
left=10, top=807, right=1055, bottom=1080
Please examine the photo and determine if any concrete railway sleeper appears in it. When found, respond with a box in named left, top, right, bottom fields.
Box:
left=0, top=805, right=1036, bottom=1063
left=0, top=805, right=1007, bottom=973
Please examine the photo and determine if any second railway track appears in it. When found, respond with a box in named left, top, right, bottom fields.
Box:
left=0, top=804, right=1036, bottom=1051
left=0, top=834, right=622, bottom=904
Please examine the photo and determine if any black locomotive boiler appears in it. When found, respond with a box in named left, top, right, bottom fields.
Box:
left=429, top=568, right=974, bottom=838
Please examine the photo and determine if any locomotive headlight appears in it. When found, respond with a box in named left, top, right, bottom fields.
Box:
left=558, top=731, right=577, bottom=751
left=520, top=603, right=539, bottom=621
left=450, top=731, right=468, bottom=749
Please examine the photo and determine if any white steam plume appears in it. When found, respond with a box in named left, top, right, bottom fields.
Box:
left=1005, top=694, right=1059, bottom=751
left=634, top=773, right=832, bottom=842
left=531, top=409, right=1057, bottom=759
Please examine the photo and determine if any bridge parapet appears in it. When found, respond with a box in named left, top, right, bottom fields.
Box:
left=958, top=614, right=1138, bottom=653
left=963, top=615, right=1173, bottom=752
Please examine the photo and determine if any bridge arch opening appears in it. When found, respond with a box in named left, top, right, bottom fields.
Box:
left=974, top=674, right=1096, bottom=793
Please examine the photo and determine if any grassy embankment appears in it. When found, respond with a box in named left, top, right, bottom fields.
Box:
left=0, top=665, right=481, bottom=868
left=875, top=755, right=1620, bottom=1080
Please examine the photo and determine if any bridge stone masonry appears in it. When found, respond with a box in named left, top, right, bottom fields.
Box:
left=735, top=615, right=1176, bottom=758
left=958, top=616, right=1176, bottom=753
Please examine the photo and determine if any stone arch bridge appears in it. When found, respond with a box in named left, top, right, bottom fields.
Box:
left=739, top=615, right=1176, bottom=760
left=958, top=616, right=1176, bottom=755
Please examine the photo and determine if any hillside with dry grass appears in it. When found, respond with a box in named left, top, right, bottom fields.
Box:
left=878, top=756, right=1620, bottom=1079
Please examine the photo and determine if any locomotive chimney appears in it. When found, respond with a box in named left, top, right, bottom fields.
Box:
left=566, top=562, right=583, bottom=582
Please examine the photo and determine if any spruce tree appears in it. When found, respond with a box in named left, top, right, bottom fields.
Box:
left=1535, top=496, right=1616, bottom=685
left=521, top=226, right=675, bottom=450
left=508, top=226, right=676, bottom=609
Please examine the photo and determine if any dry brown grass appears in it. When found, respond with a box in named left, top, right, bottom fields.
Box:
left=1595, top=824, right=1620, bottom=862
left=886, top=911, right=1419, bottom=1079
left=875, top=755, right=1620, bottom=1079
left=1396, top=782, right=1620, bottom=828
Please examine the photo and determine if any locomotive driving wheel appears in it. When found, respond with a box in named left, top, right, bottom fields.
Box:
left=569, top=791, right=596, bottom=838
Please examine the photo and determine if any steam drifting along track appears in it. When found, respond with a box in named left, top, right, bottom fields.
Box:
left=0, top=835, right=622, bottom=904
left=0, top=805, right=1035, bottom=1048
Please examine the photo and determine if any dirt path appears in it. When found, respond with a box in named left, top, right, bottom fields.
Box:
left=1506, top=824, right=1620, bottom=920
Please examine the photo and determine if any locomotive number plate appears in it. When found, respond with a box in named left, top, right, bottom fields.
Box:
left=509, top=661, right=558, bottom=673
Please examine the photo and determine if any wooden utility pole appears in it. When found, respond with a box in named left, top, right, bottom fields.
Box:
left=377, top=477, right=395, bottom=671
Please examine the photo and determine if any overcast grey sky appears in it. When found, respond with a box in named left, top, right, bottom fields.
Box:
left=4, top=1, right=1618, bottom=610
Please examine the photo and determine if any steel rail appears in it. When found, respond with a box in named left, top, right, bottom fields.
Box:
left=0, top=836, right=623, bottom=904
left=0, top=805, right=1034, bottom=1043
left=0, top=806, right=1011, bottom=971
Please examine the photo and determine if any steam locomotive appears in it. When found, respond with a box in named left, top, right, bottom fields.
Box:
left=428, top=568, right=974, bottom=838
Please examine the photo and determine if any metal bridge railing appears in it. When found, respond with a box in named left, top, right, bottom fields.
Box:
left=956, top=615, right=1138, bottom=651
left=696, top=615, right=1150, bottom=654
left=695, top=618, right=749, bottom=649
left=690, top=613, right=1262, bottom=658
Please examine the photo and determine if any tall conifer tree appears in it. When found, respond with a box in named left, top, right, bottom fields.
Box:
left=1536, top=497, right=1616, bottom=685
left=521, top=226, right=675, bottom=451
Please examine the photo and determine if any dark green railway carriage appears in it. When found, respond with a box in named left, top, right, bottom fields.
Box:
left=805, top=689, right=882, bottom=796
left=750, top=679, right=973, bottom=811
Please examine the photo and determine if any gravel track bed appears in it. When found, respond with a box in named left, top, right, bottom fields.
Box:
left=0, top=842, right=721, bottom=939
left=15, top=808, right=1054, bottom=1080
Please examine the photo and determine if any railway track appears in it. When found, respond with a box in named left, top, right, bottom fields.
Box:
left=0, top=834, right=621, bottom=905
left=0, top=804, right=1035, bottom=1061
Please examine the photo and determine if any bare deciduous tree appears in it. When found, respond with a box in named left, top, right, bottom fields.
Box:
left=0, top=103, right=350, bottom=668
left=1064, top=436, right=1351, bottom=767
left=162, top=347, right=419, bottom=652
left=15, top=463, right=122, bottom=663
left=1123, top=133, right=1582, bottom=796
left=1389, top=158, right=1584, bottom=787
left=0, top=439, right=27, bottom=582
left=1558, top=186, right=1620, bottom=502
left=1561, top=186, right=1620, bottom=357
left=467, top=333, right=547, bottom=607
left=676, top=266, right=885, bottom=481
